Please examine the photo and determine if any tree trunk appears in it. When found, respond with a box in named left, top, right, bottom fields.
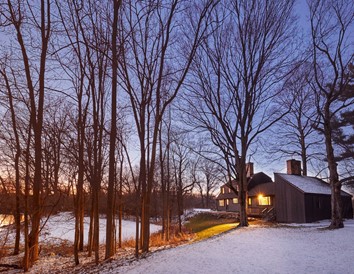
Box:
left=105, top=0, right=121, bottom=259
left=238, top=159, right=249, bottom=227
left=324, top=109, right=343, bottom=228
left=1, top=69, right=22, bottom=255
left=23, top=126, right=32, bottom=271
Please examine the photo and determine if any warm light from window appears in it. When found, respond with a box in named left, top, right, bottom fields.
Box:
left=258, top=194, right=271, bottom=205
left=233, top=198, right=238, bottom=204
left=219, top=200, right=225, bottom=207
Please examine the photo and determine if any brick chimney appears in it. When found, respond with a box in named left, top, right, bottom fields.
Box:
left=246, top=162, right=254, bottom=178
left=287, top=159, right=301, bottom=175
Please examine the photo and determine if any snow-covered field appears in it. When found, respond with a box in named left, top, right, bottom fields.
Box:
left=102, top=219, right=354, bottom=274
left=40, top=212, right=161, bottom=244
left=0, top=212, right=161, bottom=245
left=2, top=214, right=354, bottom=273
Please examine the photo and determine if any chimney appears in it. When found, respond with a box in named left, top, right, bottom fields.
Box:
left=246, top=162, right=254, bottom=178
left=287, top=159, right=301, bottom=175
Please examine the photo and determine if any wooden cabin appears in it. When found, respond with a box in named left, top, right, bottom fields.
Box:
left=216, top=160, right=353, bottom=223
left=275, top=173, right=353, bottom=223
left=215, top=162, right=274, bottom=215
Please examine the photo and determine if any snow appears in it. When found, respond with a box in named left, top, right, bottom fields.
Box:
left=40, top=212, right=161, bottom=244
left=3, top=214, right=354, bottom=273
left=277, top=173, right=332, bottom=195
left=101, top=219, right=354, bottom=274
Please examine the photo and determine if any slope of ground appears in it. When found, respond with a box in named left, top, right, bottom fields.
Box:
left=97, top=220, right=354, bottom=274
left=2, top=212, right=354, bottom=273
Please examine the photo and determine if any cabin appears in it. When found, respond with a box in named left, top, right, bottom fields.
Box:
left=215, top=163, right=274, bottom=215
left=215, top=160, right=353, bottom=223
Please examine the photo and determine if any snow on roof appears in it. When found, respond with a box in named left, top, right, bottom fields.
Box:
left=276, top=173, right=332, bottom=195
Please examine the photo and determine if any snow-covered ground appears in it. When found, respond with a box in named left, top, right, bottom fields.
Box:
left=0, top=212, right=161, bottom=246
left=2, top=214, right=354, bottom=273
left=100, top=219, right=354, bottom=274
left=40, top=212, right=161, bottom=244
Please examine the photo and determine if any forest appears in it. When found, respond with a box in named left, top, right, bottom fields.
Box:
left=0, top=0, right=353, bottom=272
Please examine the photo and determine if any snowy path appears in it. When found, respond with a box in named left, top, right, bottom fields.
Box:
left=105, top=220, right=354, bottom=274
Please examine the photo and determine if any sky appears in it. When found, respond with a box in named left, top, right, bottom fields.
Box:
left=0, top=0, right=347, bottom=187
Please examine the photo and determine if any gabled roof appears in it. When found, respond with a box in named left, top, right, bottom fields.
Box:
left=216, top=172, right=273, bottom=200
left=275, top=173, right=352, bottom=197
left=248, top=182, right=275, bottom=197
left=248, top=172, right=273, bottom=190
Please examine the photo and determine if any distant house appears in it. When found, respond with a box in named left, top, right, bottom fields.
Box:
left=215, top=160, right=353, bottom=223
left=215, top=163, right=273, bottom=214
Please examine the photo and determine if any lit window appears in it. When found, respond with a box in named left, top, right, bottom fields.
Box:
left=248, top=198, right=252, bottom=205
left=233, top=198, right=238, bottom=204
left=221, top=187, right=224, bottom=194
left=219, top=200, right=224, bottom=207
left=258, top=195, right=271, bottom=206
left=226, top=199, right=229, bottom=205
left=228, top=188, right=231, bottom=193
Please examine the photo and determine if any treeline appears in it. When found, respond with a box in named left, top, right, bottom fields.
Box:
left=0, top=0, right=222, bottom=269
left=0, top=0, right=353, bottom=271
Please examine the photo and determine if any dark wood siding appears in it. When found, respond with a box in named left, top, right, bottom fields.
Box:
left=342, top=196, right=353, bottom=219
left=275, top=173, right=353, bottom=223
left=216, top=199, right=240, bottom=212
left=304, top=194, right=331, bottom=222
left=275, top=174, right=306, bottom=223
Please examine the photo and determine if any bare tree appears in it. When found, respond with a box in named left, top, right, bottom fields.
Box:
left=269, top=63, right=323, bottom=176
left=158, top=109, right=173, bottom=241
left=119, top=0, right=217, bottom=253
left=170, top=132, right=194, bottom=232
left=105, top=0, right=122, bottom=259
left=198, top=159, right=222, bottom=208
left=185, top=0, right=297, bottom=226
left=309, top=0, right=354, bottom=228
left=0, top=0, right=52, bottom=268
left=0, top=59, right=23, bottom=255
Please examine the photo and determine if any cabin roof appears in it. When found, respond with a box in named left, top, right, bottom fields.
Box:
left=248, top=172, right=273, bottom=190
left=275, top=173, right=352, bottom=196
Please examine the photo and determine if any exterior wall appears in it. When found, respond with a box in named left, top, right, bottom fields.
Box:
left=216, top=198, right=240, bottom=212
left=342, top=196, right=354, bottom=219
left=304, top=194, right=353, bottom=222
left=304, top=194, right=331, bottom=222
left=248, top=195, right=275, bottom=216
left=275, top=174, right=306, bottom=223
left=275, top=174, right=353, bottom=223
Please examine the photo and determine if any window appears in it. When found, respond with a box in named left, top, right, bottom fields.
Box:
left=258, top=195, right=271, bottom=206
left=221, top=187, right=224, bottom=194
left=248, top=197, right=252, bottom=206
left=226, top=199, right=229, bottom=205
left=233, top=198, right=238, bottom=204
left=219, top=200, right=225, bottom=207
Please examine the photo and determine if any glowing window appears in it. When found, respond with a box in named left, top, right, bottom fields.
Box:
left=221, top=187, right=224, bottom=194
left=233, top=198, right=238, bottom=204
left=219, top=200, right=224, bottom=207
left=226, top=199, right=229, bottom=205
left=258, top=195, right=271, bottom=206
left=248, top=198, right=252, bottom=205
